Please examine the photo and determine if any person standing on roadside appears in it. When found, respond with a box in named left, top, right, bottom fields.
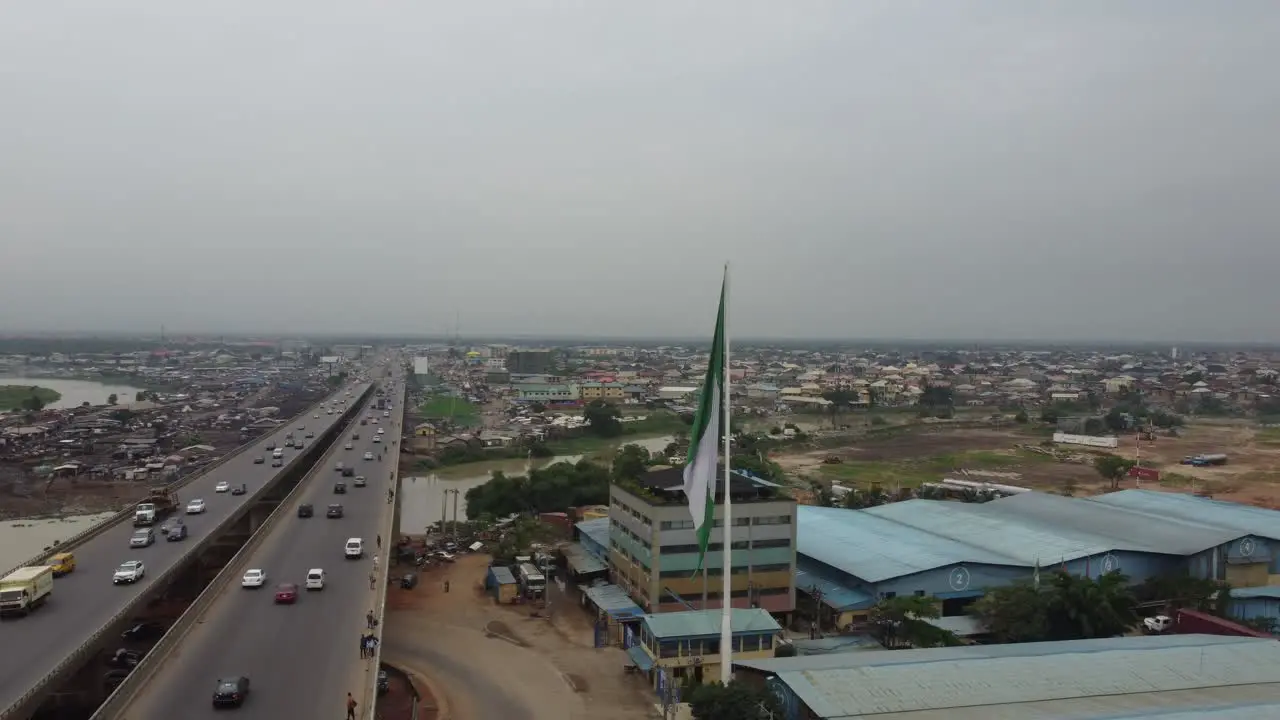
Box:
left=346, top=692, right=358, bottom=719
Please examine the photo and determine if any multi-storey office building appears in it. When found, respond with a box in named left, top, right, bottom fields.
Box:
left=608, top=466, right=797, bottom=617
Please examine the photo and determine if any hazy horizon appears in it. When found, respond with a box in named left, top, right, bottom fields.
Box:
left=3, top=2, right=1279, bottom=342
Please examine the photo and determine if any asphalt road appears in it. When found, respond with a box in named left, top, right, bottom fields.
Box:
left=117, top=381, right=404, bottom=719
left=0, top=382, right=370, bottom=715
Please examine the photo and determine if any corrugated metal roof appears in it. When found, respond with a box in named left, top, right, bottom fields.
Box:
left=796, top=568, right=875, bottom=611
left=642, top=608, right=780, bottom=639
left=739, top=635, right=1280, bottom=719
left=1089, top=489, right=1280, bottom=541
left=576, top=517, right=610, bottom=549
left=798, top=506, right=1023, bottom=583
left=563, top=543, right=608, bottom=575
left=865, top=499, right=1116, bottom=566
left=1097, top=702, right=1280, bottom=719
left=580, top=583, right=643, bottom=619
left=994, top=491, right=1239, bottom=555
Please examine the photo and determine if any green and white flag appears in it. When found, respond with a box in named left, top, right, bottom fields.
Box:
left=683, top=276, right=727, bottom=574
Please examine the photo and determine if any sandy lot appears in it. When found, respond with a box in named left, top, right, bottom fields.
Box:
left=383, top=553, right=655, bottom=720
left=773, top=422, right=1280, bottom=508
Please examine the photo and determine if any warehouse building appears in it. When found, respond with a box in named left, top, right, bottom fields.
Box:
left=797, top=490, right=1280, bottom=624
left=735, top=634, right=1280, bottom=719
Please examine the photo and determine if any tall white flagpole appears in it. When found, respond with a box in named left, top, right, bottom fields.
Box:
left=719, top=263, right=733, bottom=685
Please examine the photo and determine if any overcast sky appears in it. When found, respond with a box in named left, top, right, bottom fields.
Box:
left=2, top=2, right=1278, bottom=342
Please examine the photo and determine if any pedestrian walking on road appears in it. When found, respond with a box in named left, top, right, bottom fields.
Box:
left=346, top=692, right=358, bottom=719
left=369, top=572, right=376, bottom=589
left=358, top=634, right=367, bottom=658
left=445, top=579, right=450, bottom=593
left=366, top=610, right=375, bottom=629
left=376, top=534, right=381, bottom=549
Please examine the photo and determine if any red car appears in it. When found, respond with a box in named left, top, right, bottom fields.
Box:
left=274, top=583, right=298, bottom=604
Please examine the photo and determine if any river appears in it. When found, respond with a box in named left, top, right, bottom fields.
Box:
left=398, top=435, right=672, bottom=533
left=0, top=512, right=118, bottom=571
left=0, top=376, right=148, bottom=410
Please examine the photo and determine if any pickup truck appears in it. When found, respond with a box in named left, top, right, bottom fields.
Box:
left=0, top=566, right=55, bottom=617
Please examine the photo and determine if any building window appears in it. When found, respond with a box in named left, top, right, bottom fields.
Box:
left=881, top=591, right=896, bottom=599
left=660, top=519, right=695, bottom=531
left=752, top=515, right=792, bottom=526
left=752, top=538, right=791, bottom=549
left=914, top=590, right=925, bottom=597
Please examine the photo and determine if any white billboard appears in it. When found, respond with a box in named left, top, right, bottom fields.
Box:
left=413, top=357, right=430, bottom=376
left=1053, top=432, right=1119, bottom=449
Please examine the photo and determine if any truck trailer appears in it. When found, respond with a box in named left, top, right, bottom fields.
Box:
left=0, top=566, right=55, bottom=617
left=134, top=487, right=179, bottom=526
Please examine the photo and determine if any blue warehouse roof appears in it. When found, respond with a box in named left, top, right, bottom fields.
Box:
left=798, top=488, right=1269, bottom=585
left=575, top=517, right=610, bottom=549
left=736, top=635, right=1280, bottom=719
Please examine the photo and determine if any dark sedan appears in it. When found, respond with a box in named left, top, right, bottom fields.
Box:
left=297, top=503, right=314, bottom=518
left=212, top=676, right=250, bottom=708
left=326, top=504, right=344, bottom=519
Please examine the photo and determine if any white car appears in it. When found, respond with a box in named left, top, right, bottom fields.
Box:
left=383, top=411, right=390, bottom=417
left=363, top=451, right=374, bottom=461
left=371, top=418, right=378, bottom=424
left=215, top=481, right=231, bottom=493
left=345, top=538, right=364, bottom=559
left=242, top=569, right=268, bottom=588
left=344, top=443, right=353, bottom=450
left=305, top=568, right=326, bottom=590
left=327, top=409, right=334, bottom=415
left=353, top=475, right=367, bottom=487
left=186, top=499, right=206, bottom=514
left=313, top=413, right=320, bottom=419
left=1143, top=615, right=1174, bottom=634
left=377, top=427, right=385, bottom=435
left=113, top=560, right=146, bottom=584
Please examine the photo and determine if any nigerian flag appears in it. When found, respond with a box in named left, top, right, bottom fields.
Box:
left=682, top=276, right=727, bottom=574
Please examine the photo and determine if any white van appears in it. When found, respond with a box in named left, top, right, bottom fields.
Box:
left=344, top=538, right=364, bottom=559
left=305, top=568, right=325, bottom=590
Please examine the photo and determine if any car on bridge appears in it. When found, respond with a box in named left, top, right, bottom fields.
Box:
left=326, top=504, right=344, bottom=518
left=253, top=456, right=265, bottom=464
left=231, top=484, right=247, bottom=496
left=112, top=561, right=145, bottom=585
left=353, top=475, right=366, bottom=487
left=344, top=442, right=353, bottom=450
left=214, top=481, right=231, bottom=493
left=274, top=583, right=298, bottom=604
left=344, top=538, right=364, bottom=559
left=185, top=498, right=206, bottom=514
left=363, top=451, right=374, bottom=461
left=166, top=522, right=188, bottom=542
left=333, top=482, right=347, bottom=494
left=297, top=503, right=314, bottom=518
left=241, top=569, right=268, bottom=589
left=305, top=569, right=325, bottom=590
left=271, top=458, right=283, bottom=467
left=130, top=529, right=155, bottom=548
left=212, top=676, right=250, bottom=708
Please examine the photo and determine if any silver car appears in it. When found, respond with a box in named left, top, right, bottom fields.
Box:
left=130, top=529, right=155, bottom=548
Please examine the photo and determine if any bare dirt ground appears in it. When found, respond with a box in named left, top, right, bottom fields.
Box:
left=772, top=422, right=1280, bottom=507
left=384, top=553, right=655, bottom=720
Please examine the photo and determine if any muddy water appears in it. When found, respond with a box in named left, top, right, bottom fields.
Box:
left=0, top=512, right=117, bottom=571
left=399, top=436, right=672, bottom=533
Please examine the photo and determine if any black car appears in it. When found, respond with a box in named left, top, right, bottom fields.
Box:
left=213, top=676, right=250, bottom=708
left=230, top=484, right=247, bottom=496
left=341, top=467, right=354, bottom=477
left=253, top=456, right=265, bottom=464
left=333, top=482, right=347, bottom=494
left=271, top=458, right=283, bottom=467
left=108, top=648, right=143, bottom=669
left=121, top=621, right=166, bottom=642
left=326, top=504, right=344, bottom=518
left=297, top=503, right=314, bottom=518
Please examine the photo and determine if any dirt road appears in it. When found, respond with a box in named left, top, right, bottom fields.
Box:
left=384, top=554, right=654, bottom=720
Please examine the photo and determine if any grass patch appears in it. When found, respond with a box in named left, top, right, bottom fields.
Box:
left=418, top=395, right=479, bottom=425
left=1255, top=427, right=1280, bottom=447
left=0, top=384, right=62, bottom=411
left=816, top=449, right=1052, bottom=489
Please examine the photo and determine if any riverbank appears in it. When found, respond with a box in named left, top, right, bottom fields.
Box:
left=0, top=384, right=62, bottom=411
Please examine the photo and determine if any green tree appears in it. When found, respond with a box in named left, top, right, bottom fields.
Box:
left=869, top=595, right=961, bottom=649
left=1093, top=454, right=1136, bottom=490
left=464, top=460, right=612, bottom=519
left=969, top=580, right=1049, bottom=643
left=1044, top=570, right=1137, bottom=640
left=688, top=681, right=782, bottom=720
left=1014, top=409, right=1029, bottom=424
left=135, top=390, right=147, bottom=402
left=612, top=443, right=651, bottom=481
left=582, top=400, right=622, bottom=437
left=529, top=401, right=547, bottom=414
left=107, top=393, right=119, bottom=405
left=20, top=393, right=45, bottom=412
